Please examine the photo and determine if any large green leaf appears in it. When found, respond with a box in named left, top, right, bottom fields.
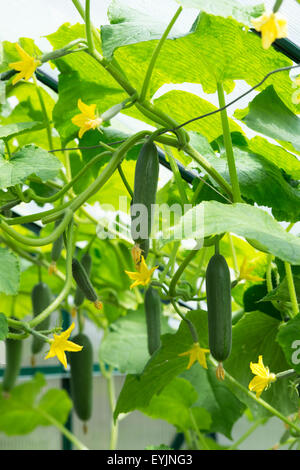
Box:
left=138, top=377, right=212, bottom=432
left=101, top=0, right=186, bottom=60
left=175, top=0, right=264, bottom=25
left=0, top=247, right=20, bottom=295
left=189, top=132, right=300, bottom=222
left=166, top=201, right=300, bottom=265
left=0, top=373, right=72, bottom=435
left=99, top=305, right=172, bottom=374
left=225, top=311, right=298, bottom=418
left=0, top=144, right=61, bottom=190
left=181, top=362, right=245, bottom=439
left=239, top=86, right=300, bottom=153
left=114, top=309, right=209, bottom=420
left=0, top=121, right=44, bottom=141
left=276, top=314, right=300, bottom=374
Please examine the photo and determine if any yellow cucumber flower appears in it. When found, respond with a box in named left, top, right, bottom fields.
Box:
left=248, top=355, right=276, bottom=398
left=71, top=99, right=103, bottom=138
left=251, top=11, right=287, bottom=50
left=178, top=342, right=210, bottom=370
left=9, top=43, right=41, bottom=85
left=125, top=255, right=158, bottom=289
left=44, top=322, right=82, bottom=369
left=239, top=256, right=265, bottom=283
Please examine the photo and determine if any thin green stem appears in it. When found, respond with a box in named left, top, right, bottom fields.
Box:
left=164, top=146, right=189, bottom=205
left=209, top=356, right=300, bottom=434
left=29, top=219, right=74, bottom=328
left=169, top=249, right=199, bottom=297
left=140, top=6, right=182, bottom=101
left=4, top=141, right=11, bottom=159
left=0, top=209, right=73, bottom=247
left=36, top=406, right=88, bottom=450
left=117, top=163, right=133, bottom=198
left=189, top=409, right=210, bottom=450
left=228, top=418, right=265, bottom=450
left=273, top=0, right=284, bottom=13
left=85, top=0, right=95, bottom=54
left=33, top=75, right=54, bottom=151
left=184, top=143, right=233, bottom=200
left=284, top=261, right=299, bottom=318
left=216, top=82, right=242, bottom=203
left=171, top=299, right=198, bottom=343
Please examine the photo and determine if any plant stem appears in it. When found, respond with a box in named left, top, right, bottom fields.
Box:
left=33, top=75, right=54, bottom=151
left=171, top=299, right=198, bottom=343
left=228, top=418, right=265, bottom=450
left=140, top=6, right=182, bottom=101
left=169, top=249, right=199, bottom=297
left=189, top=409, right=210, bottom=450
left=184, top=143, right=233, bottom=200
left=284, top=261, right=299, bottom=318
left=216, top=82, right=241, bottom=203
left=85, top=0, right=94, bottom=54
left=36, top=406, right=88, bottom=450
left=273, top=0, right=284, bottom=13
left=117, top=163, right=133, bottom=198
left=164, top=146, right=189, bottom=205
left=209, top=356, right=300, bottom=434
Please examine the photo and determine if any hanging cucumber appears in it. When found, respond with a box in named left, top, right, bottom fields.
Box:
left=2, top=337, right=23, bottom=394
left=31, top=282, right=53, bottom=357
left=69, top=333, right=93, bottom=428
left=73, top=252, right=92, bottom=311
left=206, top=252, right=232, bottom=379
left=72, top=258, right=102, bottom=310
left=130, top=139, right=159, bottom=246
left=144, top=286, right=161, bottom=355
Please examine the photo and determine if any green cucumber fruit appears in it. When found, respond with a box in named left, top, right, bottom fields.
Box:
left=2, top=338, right=23, bottom=393
left=131, top=139, right=159, bottom=244
left=206, top=253, right=232, bottom=363
left=144, top=286, right=161, bottom=355
left=69, top=333, right=93, bottom=422
left=74, top=252, right=92, bottom=308
left=72, top=258, right=98, bottom=304
left=31, top=282, right=53, bottom=355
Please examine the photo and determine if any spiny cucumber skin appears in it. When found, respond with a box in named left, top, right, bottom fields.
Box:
left=31, top=282, right=53, bottom=355
left=72, top=258, right=98, bottom=303
left=2, top=338, right=23, bottom=393
left=144, top=286, right=161, bottom=356
left=206, top=254, right=232, bottom=363
left=131, top=139, right=159, bottom=245
left=74, top=252, right=92, bottom=307
left=69, top=333, right=93, bottom=422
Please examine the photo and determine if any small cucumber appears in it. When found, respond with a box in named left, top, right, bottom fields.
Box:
left=74, top=252, right=92, bottom=308
left=206, top=253, right=232, bottom=364
left=49, top=220, right=64, bottom=274
left=130, top=139, right=159, bottom=245
left=69, top=333, right=93, bottom=423
left=72, top=258, right=102, bottom=309
left=2, top=338, right=23, bottom=393
left=31, top=282, right=53, bottom=355
left=144, top=286, right=161, bottom=355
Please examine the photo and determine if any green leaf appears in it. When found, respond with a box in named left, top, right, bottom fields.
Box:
left=0, top=144, right=61, bottom=190
left=181, top=362, right=245, bottom=439
left=0, top=247, right=20, bottom=295
left=0, top=373, right=72, bottom=436
left=114, top=309, right=209, bottom=420
left=99, top=305, right=172, bottom=374
left=175, top=0, right=264, bottom=25
left=101, top=0, right=185, bottom=60
left=247, top=136, right=300, bottom=180
left=239, top=86, right=300, bottom=153
left=166, top=201, right=300, bottom=265
left=190, top=132, right=300, bottom=222
left=0, top=313, right=8, bottom=340
left=138, top=377, right=211, bottom=432
left=276, top=314, right=300, bottom=374
left=225, top=311, right=298, bottom=418
left=0, top=121, right=44, bottom=141
left=260, top=276, right=300, bottom=304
